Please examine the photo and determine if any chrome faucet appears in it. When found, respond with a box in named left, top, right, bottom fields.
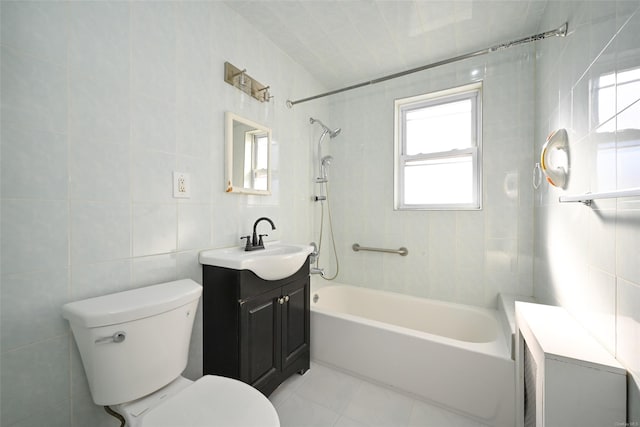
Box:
left=242, top=217, right=276, bottom=251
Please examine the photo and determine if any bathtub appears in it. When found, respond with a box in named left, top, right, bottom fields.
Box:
left=310, top=282, right=514, bottom=427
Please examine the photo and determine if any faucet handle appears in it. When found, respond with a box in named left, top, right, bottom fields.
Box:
left=240, top=235, right=251, bottom=251
left=258, top=234, right=268, bottom=246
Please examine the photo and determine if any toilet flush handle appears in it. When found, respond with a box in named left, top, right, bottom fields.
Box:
left=95, top=331, right=126, bottom=344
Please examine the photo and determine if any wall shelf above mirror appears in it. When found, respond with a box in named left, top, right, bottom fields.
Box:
left=225, top=112, right=272, bottom=195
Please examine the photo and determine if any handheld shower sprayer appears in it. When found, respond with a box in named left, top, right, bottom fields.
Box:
left=320, top=155, right=333, bottom=181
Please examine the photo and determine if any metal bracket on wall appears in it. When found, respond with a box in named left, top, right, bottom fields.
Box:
left=558, top=187, right=640, bottom=206
left=224, top=61, right=272, bottom=102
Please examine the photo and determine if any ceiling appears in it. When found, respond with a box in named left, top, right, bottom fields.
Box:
left=225, top=0, right=549, bottom=91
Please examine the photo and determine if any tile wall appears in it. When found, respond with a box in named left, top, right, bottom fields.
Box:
left=0, top=2, right=325, bottom=426
left=533, top=0, right=640, bottom=421
left=321, top=45, right=535, bottom=308
left=3, top=0, right=639, bottom=425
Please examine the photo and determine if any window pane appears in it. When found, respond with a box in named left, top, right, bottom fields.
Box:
left=254, top=173, right=268, bottom=191
left=253, top=134, right=268, bottom=191
left=404, top=156, right=473, bottom=205
left=254, top=135, right=268, bottom=169
left=405, top=99, right=472, bottom=155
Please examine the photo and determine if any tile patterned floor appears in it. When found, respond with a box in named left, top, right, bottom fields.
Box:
left=269, top=362, right=489, bottom=427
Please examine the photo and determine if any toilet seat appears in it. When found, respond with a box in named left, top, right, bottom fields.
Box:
left=141, top=375, right=280, bottom=427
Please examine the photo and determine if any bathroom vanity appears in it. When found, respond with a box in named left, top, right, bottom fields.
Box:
left=201, top=258, right=310, bottom=397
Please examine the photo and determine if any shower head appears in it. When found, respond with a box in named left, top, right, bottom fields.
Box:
left=312, top=118, right=340, bottom=182
left=310, top=117, right=341, bottom=139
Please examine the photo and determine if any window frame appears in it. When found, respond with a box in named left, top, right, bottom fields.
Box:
left=394, top=82, right=483, bottom=210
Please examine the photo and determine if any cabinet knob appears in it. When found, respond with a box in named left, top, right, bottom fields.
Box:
left=277, top=295, right=290, bottom=305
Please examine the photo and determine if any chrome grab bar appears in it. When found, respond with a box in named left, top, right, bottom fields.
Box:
left=352, top=243, right=408, bottom=257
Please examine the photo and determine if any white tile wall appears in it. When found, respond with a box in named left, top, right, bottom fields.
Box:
left=0, top=1, right=324, bottom=425
left=534, top=1, right=640, bottom=422
left=324, top=46, right=535, bottom=308
left=1, top=338, right=70, bottom=426
left=70, top=202, right=131, bottom=264
left=4, top=0, right=637, bottom=425
left=2, top=124, right=68, bottom=200
left=1, top=47, right=68, bottom=134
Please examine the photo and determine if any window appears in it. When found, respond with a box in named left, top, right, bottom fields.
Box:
left=394, top=83, right=482, bottom=210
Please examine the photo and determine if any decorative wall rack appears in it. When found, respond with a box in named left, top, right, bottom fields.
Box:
left=558, top=187, right=640, bottom=206
left=224, top=61, right=272, bottom=102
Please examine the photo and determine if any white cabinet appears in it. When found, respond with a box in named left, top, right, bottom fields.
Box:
left=515, top=302, right=626, bottom=427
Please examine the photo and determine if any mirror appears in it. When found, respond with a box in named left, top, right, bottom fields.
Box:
left=225, top=112, right=272, bottom=195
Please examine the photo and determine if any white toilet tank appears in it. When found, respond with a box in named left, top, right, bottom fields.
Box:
left=62, top=279, right=202, bottom=406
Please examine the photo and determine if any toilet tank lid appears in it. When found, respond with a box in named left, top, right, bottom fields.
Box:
left=62, top=279, right=202, bottom=328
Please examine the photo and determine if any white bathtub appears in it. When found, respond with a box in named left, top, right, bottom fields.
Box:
left=310, top=282, right=514, bottom=427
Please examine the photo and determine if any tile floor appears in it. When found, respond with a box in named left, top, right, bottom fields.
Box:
left=269, top=362, right=489, bottom=427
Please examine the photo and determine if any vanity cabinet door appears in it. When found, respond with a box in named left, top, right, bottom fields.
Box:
left=239, top=287, right=282, bottom=391
left=281, top=277, right=310, bottom=372
left=202, top=261, right=310, bottom=396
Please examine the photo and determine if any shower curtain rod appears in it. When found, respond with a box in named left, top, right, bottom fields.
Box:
left=286, top=22, right=568, bottom=108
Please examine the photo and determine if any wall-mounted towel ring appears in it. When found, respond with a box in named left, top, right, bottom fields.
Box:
left=540, top=129, right=569, bottom=188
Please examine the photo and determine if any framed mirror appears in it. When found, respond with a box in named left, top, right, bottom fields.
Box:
left=225, top=112, right=272, bottom=195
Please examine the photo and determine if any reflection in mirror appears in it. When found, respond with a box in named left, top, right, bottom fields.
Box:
left=225, top=112, right=271, bottom=195
left=593, top=66, right=640, bottom=190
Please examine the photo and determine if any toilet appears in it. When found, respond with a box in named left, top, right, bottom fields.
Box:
left=62, top=279, right=280, bottom=427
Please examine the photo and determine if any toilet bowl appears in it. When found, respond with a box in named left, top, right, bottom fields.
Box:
left=62, top=279, right=280, bottom=427
left=117, top=375, right=279, bottom=427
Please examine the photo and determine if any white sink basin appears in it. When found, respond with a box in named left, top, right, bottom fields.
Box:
left=199, top=242, right=313, bottom=280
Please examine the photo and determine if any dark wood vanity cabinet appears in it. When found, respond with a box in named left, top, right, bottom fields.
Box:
left=202, top=259, right=310, bottom=396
